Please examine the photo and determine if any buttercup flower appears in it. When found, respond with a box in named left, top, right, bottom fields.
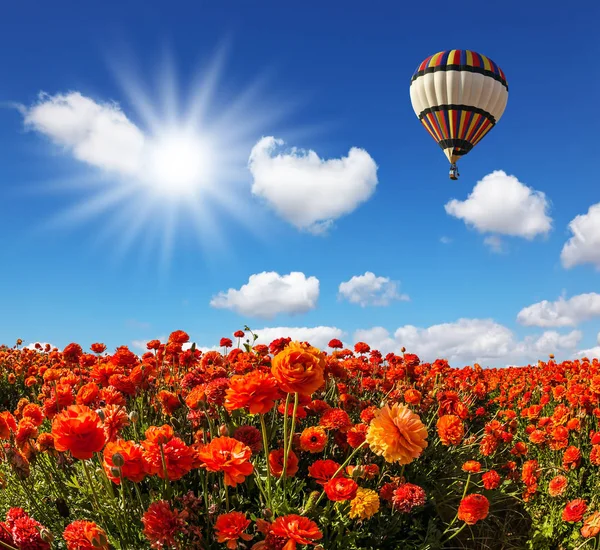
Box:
left=51, top=405, right=107, bottom=460
left=214, top=512, right=253, bottom=549
left=366, top=404, right=428, bottom=464
left=270, top=515, right=323, bottom=549
left=458, top=494, right=490, bottom=525
left=271, top=342, right=325, bottom=395
left=349, top=488, right=380, bottom=520
left=63, top=520, right=109, bottom=550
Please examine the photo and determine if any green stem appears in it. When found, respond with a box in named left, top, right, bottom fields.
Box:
left=444, top=521, right=467, bottom=543
left=280, top=393, right=299, bottom=484
left=260, top=414, right=272, bottom=506
left=82, top=459, right=102, bottom=511
left=225, top=483, right=230, bottom=512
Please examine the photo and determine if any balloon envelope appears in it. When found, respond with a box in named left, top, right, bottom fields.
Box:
left=410, top=50, right=508, bottom=166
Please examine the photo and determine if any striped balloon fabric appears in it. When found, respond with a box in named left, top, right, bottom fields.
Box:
left=409, top=50, right=508, bottom=177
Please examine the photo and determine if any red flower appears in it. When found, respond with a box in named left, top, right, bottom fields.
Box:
left=232, top=426, right=263, bottom=453
left=103, top=440, right=146, bottom=484
left=346, top=424, right=368, bottom=448
left=392, top=483, right=426, bottom=513
left=51, top=405, right=107, bottom=460
left=458, top=494, right=490, bottom=525
left=233, top=330, right=245, bottom=339
left=308, top=459, right=342, bottom=485
left=142, top=433, right=195, bottom=481
left=482, top=470, right=501, bottom=490
left=549, top=475, right=568, bottom=497
left=323, top=477, right=358, bottom=502
left=328, top=339, right=343, bottom=349
left=214, top=512, right=252, bottom=549
left=319, top=408, right=352, bottom=432
left=270, top=515, right=322, bottom=549
left=562, top=446, right=581, bottom=470
left=220, top=338, right=233, bottom=348
left=269, top=449, right=299, bottom=478
left=563, top=499, right=587, bottom=523
left=142, top=501, right=185, bottom=549
left=63, top=520, right=109, bottom=550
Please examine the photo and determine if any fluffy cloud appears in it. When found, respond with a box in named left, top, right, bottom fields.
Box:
left=338, top=272, right=409, bottom=307
left=561, top=203, right=600, bottom=269
left=577, top=333, right=600, bottom=359
left=23, top=92, right=145, bottom=175
left=353, top=318, right=582, bottom=367
left=445, top=170, right=552, bottom=239
left=210, top=271, right=319, bottom=319
left=517, top=293, right=600, bottom=327
left=249, top=137, right=378, bottom=234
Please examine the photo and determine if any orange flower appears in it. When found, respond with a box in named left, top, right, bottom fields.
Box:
left=462, top=461, right=482, bottom=473
left=76, top=383, right=99, bottom=407
left=52, top=405, right=107, bottom=460
left=366, top=403, right=428, bottom=464
left=404, top=389, right=421, bottom=405
left=458, top=494, right=490, bottom=525
left=270, top=514, right=322, bottom=550
left=581, top=512, right=600, bottom=539
left=214, top=512, right=253, bottom=549
left=224, top=371, right=281, bottom=414
left=299, top=427, right=327, bottom=453
left=63, top=520, right=109, bottom=550
left=436, top=415, right=465, bottom=446
left=548, top=475, right=568, bottom=497
left=142, top=500, right=185, bottom=549
left=271, top=342, right=325, bottom=395
left=269, top=449, right=299, bottom=477
left=103, top=440, right=146, bottom=484
left=197, top=436, right=254, bottom=487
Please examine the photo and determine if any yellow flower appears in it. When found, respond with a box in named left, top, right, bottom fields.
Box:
left=349, top=488, right=380, bottom=520
left=366, top=403, right=428, bottom=464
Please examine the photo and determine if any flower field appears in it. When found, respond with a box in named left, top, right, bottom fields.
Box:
left=1, top=330, right=600, bottom=550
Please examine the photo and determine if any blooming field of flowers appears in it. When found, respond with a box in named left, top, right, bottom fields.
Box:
left=1, top=330, right=600, bottom=550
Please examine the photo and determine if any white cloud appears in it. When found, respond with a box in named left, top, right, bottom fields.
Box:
left=250, top=326, right=346, bottom=350
left=561, top=203, right=600, bottom=269
left=517, top=293, right=600, bottom=327
left=440, top=236, right=452, bottom=244
left=444, top=170, right=552, bottom=239
left=338, top=271, right=409, bottom=307
left=23, top=92, right=145, bottom=175
left=353, top=318, right=582, bottom=367
left=576, top=333, right=600, bottom=358
left=248, top=136, right=378, bottom=234
left=484, top=235, right=505, bottom=254
left=210, top=271, right=319, bottom=319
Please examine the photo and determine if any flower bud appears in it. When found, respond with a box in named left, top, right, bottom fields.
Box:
left=110, top=467, right=121, bottom=478
left=95, top=409, right=105, bottom=421
left=129, top=410, right=139, bottom=423
left=219, top=424, right=229, bottom=437
left=401, top=347, right=406, bottom=353
left=111, top=452, right=125, bottom=467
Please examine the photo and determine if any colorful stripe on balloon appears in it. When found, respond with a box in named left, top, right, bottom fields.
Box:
left=411, top=49, right=508, bottom=90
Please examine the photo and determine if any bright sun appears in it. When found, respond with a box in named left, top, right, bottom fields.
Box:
left=32, top=47, right=291, bottom=271
left=145, top=131, right=214, bottom=198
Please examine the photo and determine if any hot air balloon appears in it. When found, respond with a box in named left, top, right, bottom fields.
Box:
left=409, top=50, right=508, bottom=180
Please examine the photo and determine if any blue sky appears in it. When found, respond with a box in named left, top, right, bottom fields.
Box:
left=1, top=0, right=600, bottom=366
